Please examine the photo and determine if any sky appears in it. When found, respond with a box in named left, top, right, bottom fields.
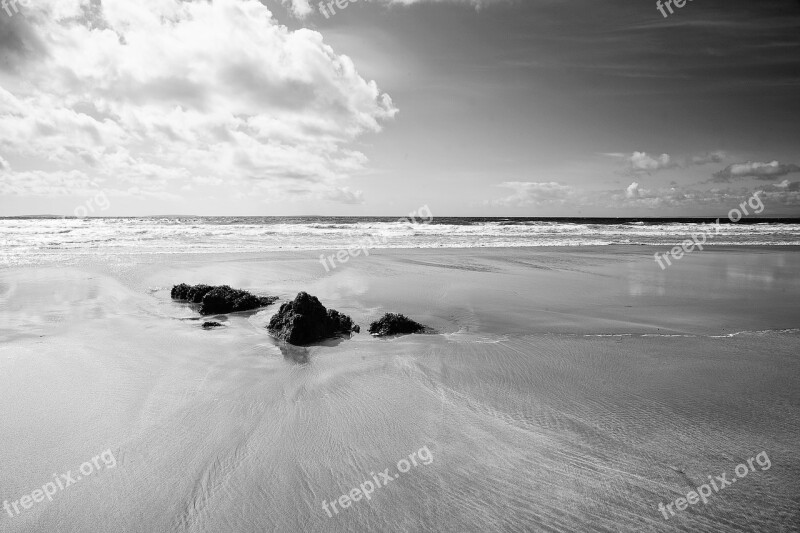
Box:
left=0, top=0, right=799, bottom=217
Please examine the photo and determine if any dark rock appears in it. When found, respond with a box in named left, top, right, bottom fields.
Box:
left=187, top=284, right=214, bottom=303
left=172, top=283, right=212, bottom=302
left=202, top=321, right=223, bottom=329
left=199, top=286, right=278, bottom=315
left=368, top=313, right=427, bottom=337
left=267, top=292, right=359, bottom=345
left=171, top=283, right=191, bottom=300
left=171, top=283, right=277, bottom=315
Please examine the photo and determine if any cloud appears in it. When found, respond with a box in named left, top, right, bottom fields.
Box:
left=0, top=155, right=9, bottom=171
left=691, top=151, right=726, bottom=165
left=605, top=151, right=728, bottom=175
left=774, top=180, right=800, bottom=192
left=613, top=183, right=691, bottom=209
left=755, top=182, right=800, bottom=206
left=0, top=0, right=397, bottom=199
left=613, top=182, right=800, bottom=210
left=278, top=0, right=507, bottom=18
left=279, top=0, right=313, bottom=17
left=371, top=0, right=505, bottom=4
left=491, top=179, right=800, bottom=212
left=712, top=161, right=800, bottom=182
left=327, top=186, right=365, bottom=204
left=0, top=169, right=97, bottom=196
left=628, top=152, right=677, bottom=173
left=492, top=181, right=575, bottom=207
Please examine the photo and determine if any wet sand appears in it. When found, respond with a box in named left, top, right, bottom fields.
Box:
left=1, top=247, right=799, bottom=532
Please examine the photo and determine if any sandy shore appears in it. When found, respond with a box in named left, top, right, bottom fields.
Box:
left=1, top=246, right=799, bottom=532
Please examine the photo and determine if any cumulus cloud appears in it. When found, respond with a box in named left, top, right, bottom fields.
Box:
left=628, top=152, right=677, bottom=173
left=712, top=161, right=800, bottom=182
left=0, top=155, right=9, bottom=171
left=279, top=0, right=313, bottom=17
left=625, top=182, right=640, bottom=199
left=0, top=0, right=397, bottom=200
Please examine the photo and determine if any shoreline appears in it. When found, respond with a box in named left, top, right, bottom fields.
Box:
left=4, top=246, right=799, bottom=338
left=6, top=243, right=800, bottom=266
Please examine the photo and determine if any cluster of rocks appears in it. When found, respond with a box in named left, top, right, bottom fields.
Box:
left=171, top=283, right=278, bottom=315
left=172, top=283, right=431, bottom=346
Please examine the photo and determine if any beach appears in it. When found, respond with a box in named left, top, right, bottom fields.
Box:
left=1, top=246, right=799, bottom=532
left=4, top=0, right=800, bottom=530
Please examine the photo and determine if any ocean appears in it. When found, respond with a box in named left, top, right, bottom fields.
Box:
left=3, top=217, right=800, bottom=267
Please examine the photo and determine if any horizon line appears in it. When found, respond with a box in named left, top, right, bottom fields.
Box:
left=4, top=215, right=800, bottom=221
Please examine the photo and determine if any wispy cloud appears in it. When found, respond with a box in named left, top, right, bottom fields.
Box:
left=492, top=181, right=575, bottom=207
left=491, top=179, right=800, bottom=211
left=327, top=186, right=365, bottom=204
left=691, top=151, right=726, bottom=165
left=604, top=151, right=728, bottom=175
left=712, top=161, right=800, bottom=182
left=278, top=0, right=510, bottom=18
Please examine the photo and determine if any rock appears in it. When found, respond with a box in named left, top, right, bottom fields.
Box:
left=171, top=283, right=214, bottom=303
left=187, top=284, right=215, bottom=303
left=202, top=321, right=223, bottom=329
left=368, top=313, right=427, bottom=337
left=171, top=283, right=277, bottom=315
left=171, top=283, right=190, bottom=300
left=198, top=286, right=278, bottom=315
left=267, top=292, right=359, bottom=345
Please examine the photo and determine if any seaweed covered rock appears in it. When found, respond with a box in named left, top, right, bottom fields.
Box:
left=171, top=284, right=277, bottom=315
left=368, top=313, right=427, bottom=337
left=171, top=283, right=214, bottom=303
left=267, top=292, right=359, bottom=345
left=199, top=286, right=278, bottom=315
left=171, top=284, right=188, bottom=299
left=202, top=321, right=223, bottom=329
